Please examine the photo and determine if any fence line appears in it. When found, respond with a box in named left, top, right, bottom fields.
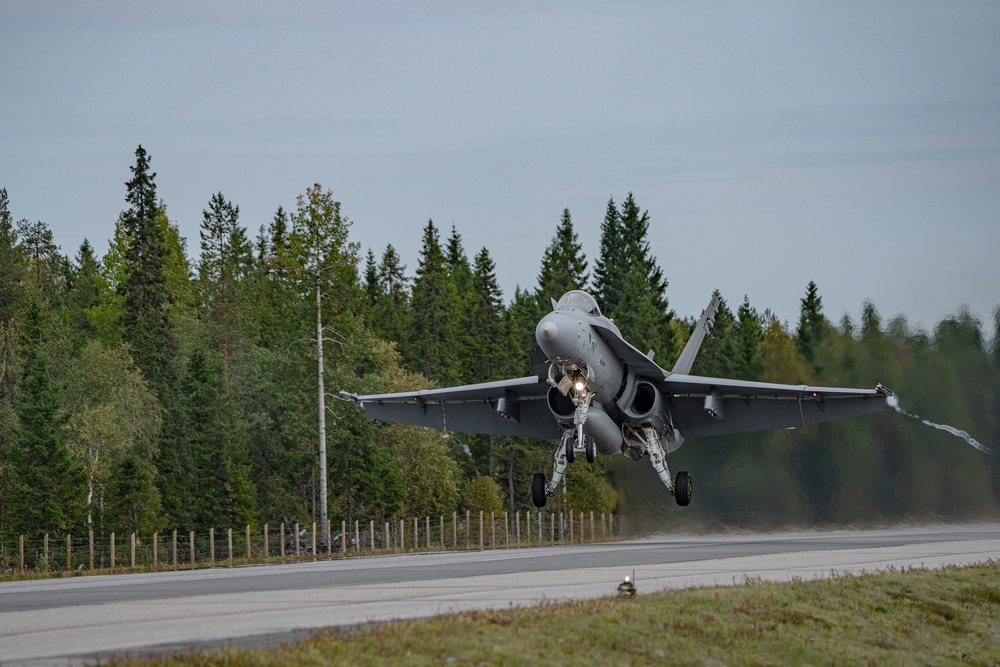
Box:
left=1, top=511, right=619, bottom=576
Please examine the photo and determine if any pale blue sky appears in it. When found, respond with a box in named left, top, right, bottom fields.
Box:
left=2, top=1, right=998, bottom=332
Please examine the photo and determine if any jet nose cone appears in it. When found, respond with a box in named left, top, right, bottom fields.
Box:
left=538, top=321, right=559, bottom=341
left=535, top=313, right=578, bottom=361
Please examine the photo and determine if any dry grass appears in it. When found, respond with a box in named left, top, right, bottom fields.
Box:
left=113, top=562, right=1000, bottom=666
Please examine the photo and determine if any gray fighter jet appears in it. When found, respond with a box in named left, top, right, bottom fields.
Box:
left=341, top=290, right=892, bottom=508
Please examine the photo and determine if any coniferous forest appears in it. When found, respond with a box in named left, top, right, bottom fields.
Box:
left=1, top=146, right=998, bottom=543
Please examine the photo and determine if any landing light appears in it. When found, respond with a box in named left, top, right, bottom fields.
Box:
left=574, top=380, right=586, bottom=392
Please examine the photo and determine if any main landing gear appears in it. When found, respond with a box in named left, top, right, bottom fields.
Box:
left=531, top=430, right=693, bottom=508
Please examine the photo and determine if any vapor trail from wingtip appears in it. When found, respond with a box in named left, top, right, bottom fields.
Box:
left=886, top=395, right=994, bottom=456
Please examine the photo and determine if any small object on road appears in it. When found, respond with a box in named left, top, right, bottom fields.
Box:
left=618, top=572, right=636, bottom=597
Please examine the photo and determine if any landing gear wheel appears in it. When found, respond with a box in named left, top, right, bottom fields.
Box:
left=674, top=471, right=692, bottom=507
left=585, top=436, right=595, bottom=463
left=532, top=472, right=547, bottom=508
left=565, top=435, right=575, bottom=464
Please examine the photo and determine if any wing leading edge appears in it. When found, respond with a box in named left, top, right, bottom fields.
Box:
left=343, top=375, right=558, bottom=439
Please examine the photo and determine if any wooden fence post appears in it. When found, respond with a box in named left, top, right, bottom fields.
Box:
left=19, top=535, right=24, bottom=573
left=89, top=531, right=94, bottom=570
left=355, top=520, right=360, bottom=553
left=384, top=522, right=389, bottom=550
left=66, top=534, right=72, bottom=573
left=526, top=512, right=530, bottom=546
left=280, top=523, right=285, bottom=557
left=426, top=516, right=431, bottom=550
left=189, top=531, right=195, bottom=568
left=228, top=528, right=233, bottom=564
left=479, top=511, right=484, bottom=550
left=312, top=522, right=317, bottom=560
left=438, top=516, right=444, bottom=550
left=130, top=533, right=136, bottom=568
left=516, top=511, right=521, bottom=547
left=399, top=519, right=405, bottom=552
left=209, top=528, right=215, bottom=566
left=264, top=523, right=269, bottom=559
left=413, top=517, right=418, bottom=552
left=172, top=530, right=178, bottom=571
left=466, top=510, right=471, bottom=550
left=341, top=520, right=347, bottom=557
left=110, top=532, right=115, bottom=571
left=504, top=512, right=509, bottom=549
left=294, top=523, right=300, bottom=557
left=452, top=511, right=457, bottom=549
left=244, top=526, right=250, bottom=562
left=327, top=520, right=332, bottom=556
left=153, top=533, right=158, bottom=569
left=370, top=520, right=375, bottom=552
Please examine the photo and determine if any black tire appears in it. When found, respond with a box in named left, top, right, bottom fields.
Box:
left=565, top=436, right=575, bottom=464
left=675, top=471, right=692, bottom=507
left=532, top=472, right=547, bottom=508
left=585, top=436, right=595, bottom=463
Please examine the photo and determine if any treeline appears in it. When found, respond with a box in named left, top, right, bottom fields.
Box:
left=1, top=146, right=998, bottom=542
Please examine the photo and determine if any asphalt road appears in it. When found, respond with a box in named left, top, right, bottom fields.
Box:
left=2, top=523, right=998, bottom=666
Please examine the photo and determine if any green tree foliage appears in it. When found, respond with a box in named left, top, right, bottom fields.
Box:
left=64, top=341, right=162, bottom=536
left=66, top=239, right=104, bottom=349
left=463, top=475, right=504, bottom=516
left=370, top=244, right=410, bottom=346
left=592, top=197, right=624, bottom=312
left=405, top=220, right=461, bottom=385
left=693, top=291, right=739, bottom=378
left=594, top=194, right=673, bottom=360
left=3, top=301, right=87, bottom=539
left=2, top=157, right=998, bottom=539
left=117, top=146, right=176, bottom=391
left=797, top=280, right=827, bottom=371
left=536, top=208, right=589, bottom=307
left=564, top=462, right=618, bottom=516
left=736, top=296, right=764, bottom=381
left=197, top=192, right=252, bottom=385
left=0, top=190, right=27, bottom=516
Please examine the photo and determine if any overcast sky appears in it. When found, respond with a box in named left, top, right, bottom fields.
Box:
left=2, top=1, right=998, bottom=333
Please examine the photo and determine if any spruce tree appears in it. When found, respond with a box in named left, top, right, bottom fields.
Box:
left=372, top=244, right=410, bottom=345
left=605, top=193, right=673, bottom=360
left=693, top=290, right=739, bottom=377
left=736, top=295, right=765, bottom=380
left=4, top=299, right=86, bottom=539
left=117, top=145, right=176, bottom=392
left=0, top=189, right=27, bottom=416
left=536, top=208, right=589, bottom=308
left=198, top=192, right=252, bottom=385
left=796, top=280, right=826, bottom=370
left=66, top=239, right=103, bottom=349
left=406, top=220, right=461, bottom=385
left=592, top=197, right=624, bottom=312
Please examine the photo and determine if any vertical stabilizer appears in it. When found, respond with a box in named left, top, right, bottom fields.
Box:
left=670, top=295, right=721, bottom=375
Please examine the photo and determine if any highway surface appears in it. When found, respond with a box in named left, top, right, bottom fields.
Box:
left=2, top=523, right=998, bottom=665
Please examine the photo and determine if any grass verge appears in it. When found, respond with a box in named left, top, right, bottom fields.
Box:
left=114, top=562, right=1000, bottom=666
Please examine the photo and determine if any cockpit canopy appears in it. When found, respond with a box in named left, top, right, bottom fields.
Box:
left=556, top=290, right=601, bottom=317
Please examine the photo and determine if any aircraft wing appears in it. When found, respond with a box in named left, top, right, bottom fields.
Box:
left=664, top=373, right=890, bottom=437
left=341, top=375, right=559, bottom=439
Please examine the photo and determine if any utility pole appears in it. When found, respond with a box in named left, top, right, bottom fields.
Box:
left=316, top=269, right=329, bottom=544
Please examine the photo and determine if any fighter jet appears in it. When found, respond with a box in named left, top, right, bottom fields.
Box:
left=341, top=290, right=892, bottom=508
